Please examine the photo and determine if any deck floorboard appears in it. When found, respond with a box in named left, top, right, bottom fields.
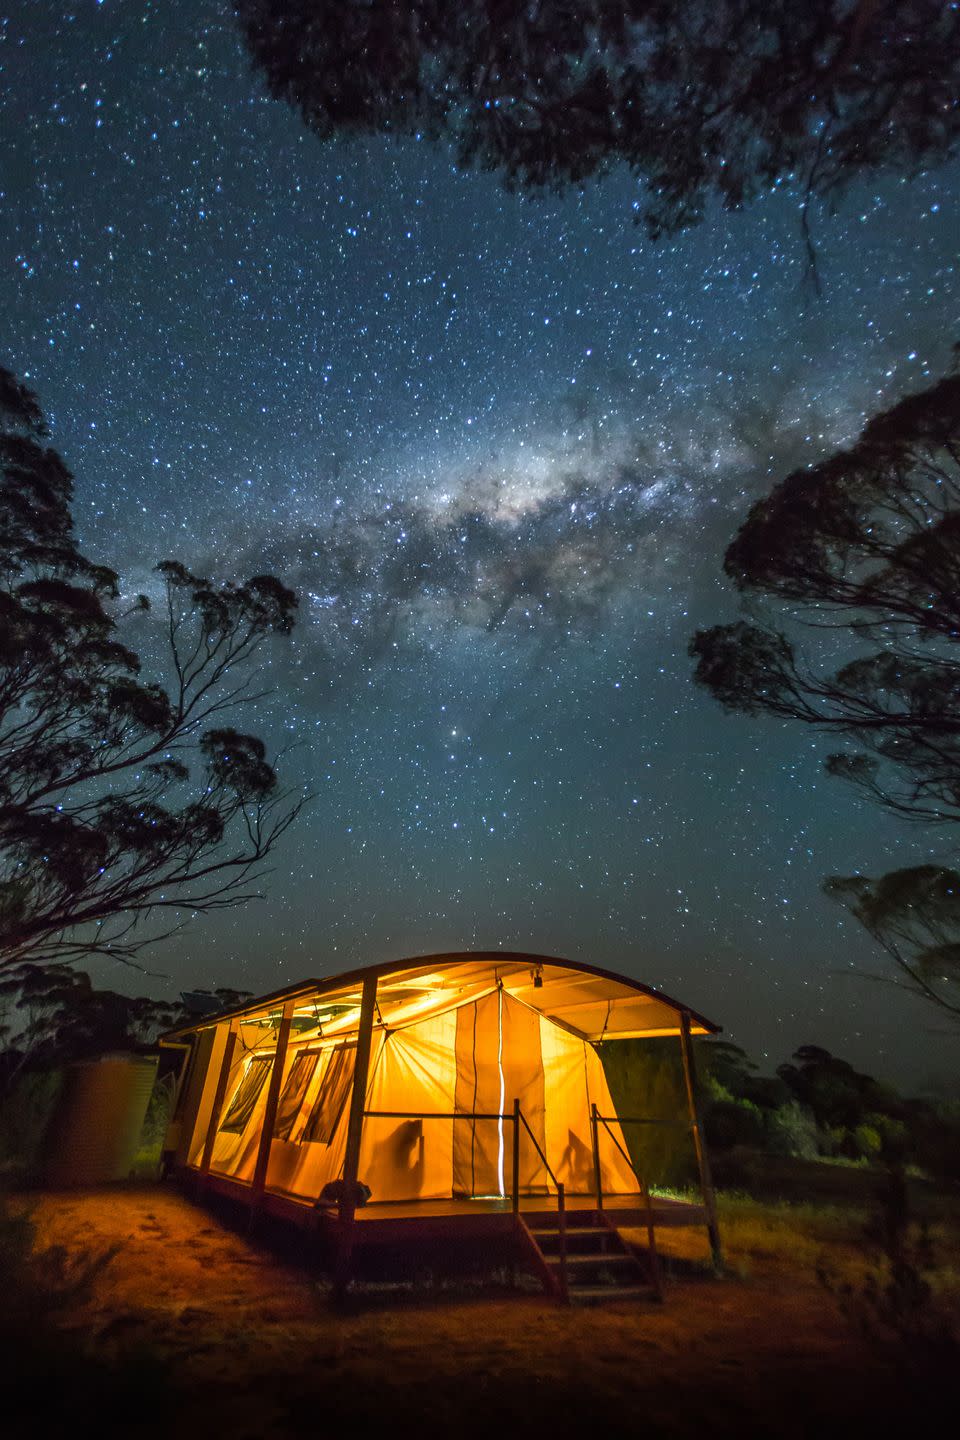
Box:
left=190, top=1169, right=706, bottom=1238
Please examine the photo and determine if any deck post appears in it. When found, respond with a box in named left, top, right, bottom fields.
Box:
left=250, top=998, right=295, bottom=1211
left=556, top=1183, right=569, bottom=1303
left=512, top=1098, right=520, bottom=1215
left=591, top=1102, right=603, bottom=1210
left=679, top=1010, right=723, bottom=1272
left=334, top=971, right=379, bottom=1300
left=198, top=1018, right=239, bottom=1185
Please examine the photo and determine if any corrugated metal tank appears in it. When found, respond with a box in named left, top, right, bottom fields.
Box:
left=43, top=1052, right=159, bottom=1187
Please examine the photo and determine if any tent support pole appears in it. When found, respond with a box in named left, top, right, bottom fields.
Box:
left=591, top=1103, right=603, bottom=1210
left=334, top=971, right=378, bottom=1301
left=512, top=1098, right=520, bottom=1215
left=198, top=1019, right=239, bottom=1188
left=250, top=998, right=295, bottom=1216
left=679, top=1010, right=722, bottom=1272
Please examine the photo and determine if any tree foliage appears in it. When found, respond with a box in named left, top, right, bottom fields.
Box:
left=236, top=0, right=960, bottom=245
left=777, top=1044, right=900, bottom=1133
left=825, top=868, right=960, bottom=1019
left=691, top=356, right=960, bottom=1018
left=0, top=961, right=250, bottom=1083
left=0, top=366, right=302, bottom=970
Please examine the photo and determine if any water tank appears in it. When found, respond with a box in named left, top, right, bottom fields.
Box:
left=43, top=1052, right=159, bottom=1187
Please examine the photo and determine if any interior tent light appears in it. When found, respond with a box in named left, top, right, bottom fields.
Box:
left=252, top=1011, right=281, bottom=1029
left=496, top=982, right=505, bottom=1197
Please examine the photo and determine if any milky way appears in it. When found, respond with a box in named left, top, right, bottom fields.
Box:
left=3, top=1, right=959, bottom=1084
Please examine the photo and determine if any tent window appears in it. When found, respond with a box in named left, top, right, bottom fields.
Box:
left=302, top=1045, right=355, bottom=1145
left=220, top=1055, right=272, bottom=1134
left=275, top=1051, right=320, bottom=1141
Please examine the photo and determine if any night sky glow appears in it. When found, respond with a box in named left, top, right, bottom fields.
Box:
left=4, top=1, right=959, bottom=1085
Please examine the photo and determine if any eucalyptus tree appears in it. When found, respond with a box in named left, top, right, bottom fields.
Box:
left=691, top=359, right=960, bottom=1020
left=0, top=366, right=302, bottom=971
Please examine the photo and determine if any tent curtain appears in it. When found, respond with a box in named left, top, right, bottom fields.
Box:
left=274, top=1051, right=319, bottom=1141
left=358, top=1010, right=457, bottom=1201
left=219, top=1055, right=272, bottom=1134
left=452, top=988, right=546, bottom=1197
left=303, top=1045, right=355, bottom=1144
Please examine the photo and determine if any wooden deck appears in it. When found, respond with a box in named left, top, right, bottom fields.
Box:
left=180, top=1168, right=716, bottom=1302
left=189, top=1168, right=706, bottom=1241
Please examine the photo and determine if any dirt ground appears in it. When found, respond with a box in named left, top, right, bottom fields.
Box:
left=14, top=1182, right=960, bottom=1439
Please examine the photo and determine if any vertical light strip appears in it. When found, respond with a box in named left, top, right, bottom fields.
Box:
left=496, top=984, right=505, bottom=1197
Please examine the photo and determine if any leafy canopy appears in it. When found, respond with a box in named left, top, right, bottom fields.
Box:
left=0, top=961, right=251, bottom=1081
left=691, top=355, right=960, bottom=1019
left=0, top=366, right=302, bottom=971
left=236, top=1, right=960, bottom=243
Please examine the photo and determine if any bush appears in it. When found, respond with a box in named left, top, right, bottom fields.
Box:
left=705, top=1099, right=765, bottom=1151
left=132, top=1072, right=174, bottom=1179
left=852, top=1123, right=884, bottom=1160
left=818, top=1164, right=959, bottom=1381
left=0, top=1070, right=63, bottom=1183
left=911, top=1101, right=960, bottom=1184
left=765, top=1101, right=820, bottom=1160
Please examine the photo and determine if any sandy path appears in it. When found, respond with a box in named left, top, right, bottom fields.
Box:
left=21, top=1183, right=943, bottom=1439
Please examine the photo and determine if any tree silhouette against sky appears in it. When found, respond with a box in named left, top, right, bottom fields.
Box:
left=0, top=367, right=303, bottom=972
left=691, top=357, right=960, bottom=1021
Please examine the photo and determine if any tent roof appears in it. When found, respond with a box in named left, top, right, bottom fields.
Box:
left=162, top=952, right=720, bottom=1045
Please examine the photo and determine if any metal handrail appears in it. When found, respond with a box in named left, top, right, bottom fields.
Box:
left=591, top=1104, right=663, bottom=1299
left=514, top=1105, right=563, bottom=1192
left=512, top=1098, right=567, bottom=1303
left=359, top=1102, right=569, bottom=1300
left=596, top=1113, right=693, bottom=1130
left=363, top=1109, right=507, bottom=1121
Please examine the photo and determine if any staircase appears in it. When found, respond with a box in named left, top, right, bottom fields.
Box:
left=518, top=1210, right=662, bottom=1305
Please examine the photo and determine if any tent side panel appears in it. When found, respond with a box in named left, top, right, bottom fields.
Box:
left=452, top=989, right=545, bottom=1197
left=583, top=1038, right=640, bottom=1194
left=169, top=1025, right=217, bottom=1168
left=184, top=1022, right=230, bottom=1168
left=199, top=1019, right=282, bottom=1180
left=540, top=1019, right=638, bottom=1196
left=451, top=990, right=492, bottom=1192
left=356, top=1010, right=457, bottom=1202
left=502, top=990, right=547, bottom=1191
left=265, top=1034, right=378, bottom=1200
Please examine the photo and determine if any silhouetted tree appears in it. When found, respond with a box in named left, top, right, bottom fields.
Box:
left=236, top=0, right=960, bottom=254
left=0, top=366, right=302, bottom=971
left=690, top=356, right=960, bottom=1019
left=777, top=1044, right=899, bottom=1132
left=825, top=868, right=960, bottom=1020
left=705, top=1039, right=792, bottom=1110
left=0, top=961, right=251, bottom=1083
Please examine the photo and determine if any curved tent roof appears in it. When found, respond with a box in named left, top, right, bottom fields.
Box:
left=164, top=951, right=719, bottom=1045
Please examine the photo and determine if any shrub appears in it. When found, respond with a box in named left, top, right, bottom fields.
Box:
left=765, top=1101, right=820, bottom=1160
left=818, top=1164, right=959, bottom=1381
left=852, top=1123, right=884, bottom=1159
left=0, top=1070, right=63, bottom=1182
left=705, top=1099, right=765, bottom=1152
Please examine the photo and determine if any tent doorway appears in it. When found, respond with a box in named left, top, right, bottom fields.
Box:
left=452, top=987, right=547, bottom=1198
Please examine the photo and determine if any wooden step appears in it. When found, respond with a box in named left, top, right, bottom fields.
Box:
left=518, top=1211, right=663, bottom=1306
left=529, top=1226, right=608, bottom=1238
left=553, top=1252, right=639, bottom=1268
left=532, top=1230, right=618, bottom=1253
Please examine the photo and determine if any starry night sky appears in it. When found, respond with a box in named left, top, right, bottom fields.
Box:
left=3, top=1, right=959, bottom=1087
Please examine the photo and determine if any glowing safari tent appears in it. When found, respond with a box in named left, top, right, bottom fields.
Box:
left=162, top=952, right=721, bottom=1301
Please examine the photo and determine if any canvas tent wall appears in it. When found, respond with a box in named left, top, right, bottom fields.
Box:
left=162, top=953, right=717, bottom=1208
